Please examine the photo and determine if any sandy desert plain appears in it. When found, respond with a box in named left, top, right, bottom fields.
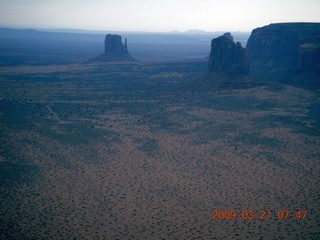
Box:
left=0, top=61, right=320, bottom=239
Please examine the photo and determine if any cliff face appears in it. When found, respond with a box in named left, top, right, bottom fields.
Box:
left=247, top=23, right=320, bottom=80
left=208, top=33, right=249, bottom=74
left=299, top=43, right=320, bottom=72
left=104, top=34, right=128, bottom=53
left=91, top=34, right=136, bottom=62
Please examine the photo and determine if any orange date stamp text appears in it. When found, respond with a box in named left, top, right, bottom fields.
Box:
left=212, top=209, right=307, bottom=220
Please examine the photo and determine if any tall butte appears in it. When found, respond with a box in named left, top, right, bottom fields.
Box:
left=91, top=34, right=136, bottom=62
left=208, top=32, right=249, bottom=74
left=189, top=33, right=257, bottom=90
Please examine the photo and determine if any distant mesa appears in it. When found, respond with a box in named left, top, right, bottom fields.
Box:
left=208, top=32, right=249, bottom=74
left=246, top=23, right=320, bottom=81
left=90, top=34, right=136, bottom=62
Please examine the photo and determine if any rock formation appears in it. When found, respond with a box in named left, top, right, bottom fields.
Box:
left=208, top=33, right=249, bottom=74
left=246, top=23, right=320, bottom=80
left=91, top=34, right=136, bottom=62
left=222, top=32, right=233, bottom=42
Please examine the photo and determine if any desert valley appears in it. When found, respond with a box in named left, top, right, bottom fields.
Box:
left=0, top=23, right=320, bottom=239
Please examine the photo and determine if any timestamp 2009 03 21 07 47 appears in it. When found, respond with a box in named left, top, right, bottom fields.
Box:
left=212, top=210, right=307, bottom=220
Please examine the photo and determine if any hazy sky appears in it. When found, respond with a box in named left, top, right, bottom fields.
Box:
left=0, top=0, right=319, bottom=32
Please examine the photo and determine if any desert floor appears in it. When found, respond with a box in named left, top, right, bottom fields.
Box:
left=1, top=62, right=319, bottom=239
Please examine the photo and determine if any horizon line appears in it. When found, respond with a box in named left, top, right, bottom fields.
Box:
left=0, top=25, right=254, bottom=35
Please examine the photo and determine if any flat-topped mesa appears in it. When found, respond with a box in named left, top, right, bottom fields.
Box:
left=90, top=34, right=136, bottom=62
left=208, top=33, right=249, bottom=74
left=246, top=23, right=320, bottom=80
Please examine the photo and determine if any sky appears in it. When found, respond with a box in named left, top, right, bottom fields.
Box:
left=0, top=0, right=319, bottom=32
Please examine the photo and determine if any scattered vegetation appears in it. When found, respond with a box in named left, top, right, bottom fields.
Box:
left=0, top=61, right=319, bottom=239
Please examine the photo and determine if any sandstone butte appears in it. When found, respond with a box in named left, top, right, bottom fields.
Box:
left=91, top=34, right=136, bottom=62
left=208, top=32, right=249, bottom=75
